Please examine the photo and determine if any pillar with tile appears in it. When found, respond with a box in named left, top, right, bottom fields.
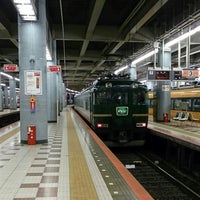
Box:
left=19, top=0, right=48, bottom=143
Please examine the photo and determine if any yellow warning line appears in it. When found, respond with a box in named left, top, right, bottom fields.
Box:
left=0, top=127, right=20, bottom=144
left=67, top=109, right=98, bottom=200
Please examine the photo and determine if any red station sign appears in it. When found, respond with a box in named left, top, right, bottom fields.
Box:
left=3, top=64, right=18, bottom=72
left=48, top=65, right=61, bottom=72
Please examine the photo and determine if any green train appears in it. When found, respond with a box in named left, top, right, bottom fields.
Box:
left=74, top=76, right=149, bottom=146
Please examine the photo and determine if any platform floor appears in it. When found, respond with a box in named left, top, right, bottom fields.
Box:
left=1, top=108, right=199, bottom=199
left=0, top=108, right=150, bottom=200
left=148, top=116, right=200, bottom=148
left=0, top=108, right=112, bottom=200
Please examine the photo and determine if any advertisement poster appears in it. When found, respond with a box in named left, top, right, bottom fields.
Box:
left=24, top=70, right=42, bottom=95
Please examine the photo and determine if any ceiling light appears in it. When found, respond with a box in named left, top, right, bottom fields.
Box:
left=132, top=49, right=158, bottom=65
left=165, top=25, right=200, bottom=47
left=12, top=0, right=37, bottom=21
left=0, top=72, right=13, bottom=79
left=114, top=65, right=128, bottom=75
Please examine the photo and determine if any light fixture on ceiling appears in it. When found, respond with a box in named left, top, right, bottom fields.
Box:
left=131, top=49, right=158, bottom=66
left=12, top=0, right=37, bottom=21
left=0, top=72, right=20, bottom=82
left=165, top=25, right=200, bottom=47
left=114, top=65, right=128, bottom=75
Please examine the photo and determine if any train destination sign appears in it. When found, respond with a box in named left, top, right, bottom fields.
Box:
left=3, top=64, right=19, bottom=72
left=116, top=106, right=128, bottom=116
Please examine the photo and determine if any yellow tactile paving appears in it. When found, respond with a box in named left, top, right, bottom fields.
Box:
left=0, top=126, right=20, bottom=144
left=67, top=109, right=99, bottom=200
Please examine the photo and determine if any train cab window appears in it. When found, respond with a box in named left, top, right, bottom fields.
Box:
left=113, top=92, right=128, bottom=105
left=95, top=91, right=111, bottom=104
left=133, top=91, right=146, bottom=105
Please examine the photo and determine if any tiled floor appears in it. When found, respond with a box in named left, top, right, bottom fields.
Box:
left=0, top=111, right=69, bottom=200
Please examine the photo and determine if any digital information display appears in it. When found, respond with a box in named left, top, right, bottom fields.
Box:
left=148, top=69, right=199, bottom=81
left=148, top=70, right=171, bottom=81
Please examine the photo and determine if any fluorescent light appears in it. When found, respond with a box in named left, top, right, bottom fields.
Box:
left=0, top=72, right=20, bottom=81
left=12, top=0, right=37, bottom=21
left=132, top=49, right=158, bottom=65
left=165, top=25, right=200, bottom=47
left=15, top=78, right=20, bottom=82
left=114, top=65, right=128, bottom=75
left=0, top=72, right=13, bottom=79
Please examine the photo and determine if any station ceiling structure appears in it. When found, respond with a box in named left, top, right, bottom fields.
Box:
left=0, top=0, right=200, bottom=90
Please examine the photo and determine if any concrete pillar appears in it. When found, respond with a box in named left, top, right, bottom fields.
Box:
left=9, top=78, right=17, bottom=110
left=47, top=72, right=57, bottom=122
left=47, top=40, right=58, bottom=122
left=19, top=0, right=48, bottom=143
left=0, top=75, right=2, bottom=111
left=129, top=65, right=137, bottom=80
left=154, top=47, right=171, bottom=122
left=4, top=86, right=9, bottom=109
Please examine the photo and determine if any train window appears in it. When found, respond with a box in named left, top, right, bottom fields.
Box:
left=133, top=91, right=146, bottom=105
left=193, top=99, right=200, bottom=111
left=113, top=92, right=128, bottom=105
left=173, top=99, right=191, bottom=111
left=95, top=91, right=112, bottom=104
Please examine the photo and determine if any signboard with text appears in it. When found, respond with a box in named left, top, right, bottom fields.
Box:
left=148, top=70, right=171, bottom=81
left=3, top=64, right=19, bottom=72
left=48, top=65, right=61, bottom=72
left=24, top=70, right=42, bottom=95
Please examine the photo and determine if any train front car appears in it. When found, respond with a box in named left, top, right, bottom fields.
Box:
left=92, top=79, right=148, bottom=146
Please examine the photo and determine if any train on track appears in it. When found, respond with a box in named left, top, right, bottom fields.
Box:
left=74, top=75, right=149, bottom=146
left=148, top=87, right=200, bottom=121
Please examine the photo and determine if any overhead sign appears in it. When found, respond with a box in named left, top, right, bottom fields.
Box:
left=182, top=69, right=199, bottom=78
left=48, top=65, right=61, bottom=72
left=148, top=70, right=171, bottom=81
left=3, top=64, right=19, bottom=72
left=173, top=69, right=199, bottom=81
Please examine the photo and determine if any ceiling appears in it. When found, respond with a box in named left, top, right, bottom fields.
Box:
left=0, top=0, right=200, bottom=90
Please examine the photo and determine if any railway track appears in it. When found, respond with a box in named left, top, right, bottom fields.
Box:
left=0, top=111, right=20, bottom=128
left=112, top=147, right=200, bottom=200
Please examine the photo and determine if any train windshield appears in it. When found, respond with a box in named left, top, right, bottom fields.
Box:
left=113, top=92, right=128, bottom=105
left=133, top=90, right=146, bottom=105
left=95, top=91, right=128, bottom=105
left=95, top=89, right=147, bottom=105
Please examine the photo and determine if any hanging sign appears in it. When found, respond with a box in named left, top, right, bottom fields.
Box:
left=3, top=64, right=19, bottom=72
left=24, top=70, right=42, bottom=95
left=48, top=65, right=61, bottom=72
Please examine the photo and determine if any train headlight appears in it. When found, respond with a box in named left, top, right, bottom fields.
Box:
left=97, top=123, right=103, bottom=128
left=136, top=122, right=146, bottom=127
left=97, top=123, right=108, bottom=128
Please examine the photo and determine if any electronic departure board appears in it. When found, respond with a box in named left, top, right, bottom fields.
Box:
left=148, top=69, right=199, bottom=81
left=148, top=70, right=171, bottom=81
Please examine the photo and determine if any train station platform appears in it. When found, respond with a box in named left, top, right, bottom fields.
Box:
left=0, top=107, right=152, bottom=200
left=148, top=116, right=200, bottom=149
